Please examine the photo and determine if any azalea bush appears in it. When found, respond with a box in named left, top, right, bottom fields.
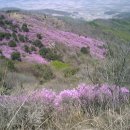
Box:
left=0, top=83, right=129, bottom=129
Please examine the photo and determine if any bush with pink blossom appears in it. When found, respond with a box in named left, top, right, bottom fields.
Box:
left=0, top=83, right=129, bottom=129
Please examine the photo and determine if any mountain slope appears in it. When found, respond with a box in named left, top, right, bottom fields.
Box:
left=0, top=12, right=106, bottom=65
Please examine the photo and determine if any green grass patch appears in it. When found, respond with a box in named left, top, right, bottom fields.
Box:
left=51, top=60, right=70, bottom=70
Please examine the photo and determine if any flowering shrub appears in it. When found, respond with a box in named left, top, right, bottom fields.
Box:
left=23, top=54, right=48, bottom=64
left=0, top=83, right=129, bottom=110
left=0, top=83, right=129, bottom=129
left=31, top=89, right=56, bottom=105
left=54, top=89, right=80, bottom=108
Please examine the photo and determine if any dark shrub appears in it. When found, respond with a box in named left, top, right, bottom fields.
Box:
left=25, top=36, right=29, bottom=42
left=0, top=15, right=5, bottom=20
left=0, top=32, right=5, bottom=40
left=4, top=20, right=12, bottom=26
left=0, top=50, right=4, bottom=59
left=24, top=45, right=30, bottom=53
left=7, top=60, right=15, bottom=71
left=12, top=33, right=18, bottom=41
left=0, top=72, right=2, bottom=82
left=18, top=34, right=25, bottom=42
left=80, top=47, right=90, bottom=55
left=5, top=33, right=11, bottom=40
left=33, top=64, right=55, bottom=83
left=30, top=46, right=36, bottom=52
left=0, top=50, right=2, bottom=56
left=8, top=40, right=17, bottom=47
left=39, top=47, right=49, bottom=56
left=11, top=25, right=18, bottom=33
left=11, top=52, right=21, bottom=61
left=39, top=47, right=62, bottom=61
left=22, top=23, right=29, bottom=32
left=0, top=19, right=5, bottom=27
left=0, top=32, right=11, bottom=40
left=37, top=33, right=42, bottom=39
left=45, top=51, right=62, bottom=61
left=33, top=39, right=43, bottom=48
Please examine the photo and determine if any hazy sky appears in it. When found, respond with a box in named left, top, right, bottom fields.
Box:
left=0, top=0, right=130, bottom=20
left=0, top=0, right=130, bottom=10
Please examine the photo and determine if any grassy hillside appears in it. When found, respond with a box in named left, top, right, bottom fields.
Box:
left=0, top=10, right=130, bottom=130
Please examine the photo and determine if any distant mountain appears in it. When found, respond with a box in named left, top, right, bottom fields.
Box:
left=115, top=12, right=130, bottom=19
left=30, top=9, right=72, bottom=16
left=0, top=0, right=130, bottom=20
left=0, top=7, right=22, bottom=12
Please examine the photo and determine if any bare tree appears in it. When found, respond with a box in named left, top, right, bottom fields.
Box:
left=86, top=42, right=130, bottom=86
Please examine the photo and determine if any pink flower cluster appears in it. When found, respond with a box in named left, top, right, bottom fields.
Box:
left=0, top=84, right=129, bottom=110
left=0, top=45, right=14, bottom=58
left=23, top=54, right=48, bottom=64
